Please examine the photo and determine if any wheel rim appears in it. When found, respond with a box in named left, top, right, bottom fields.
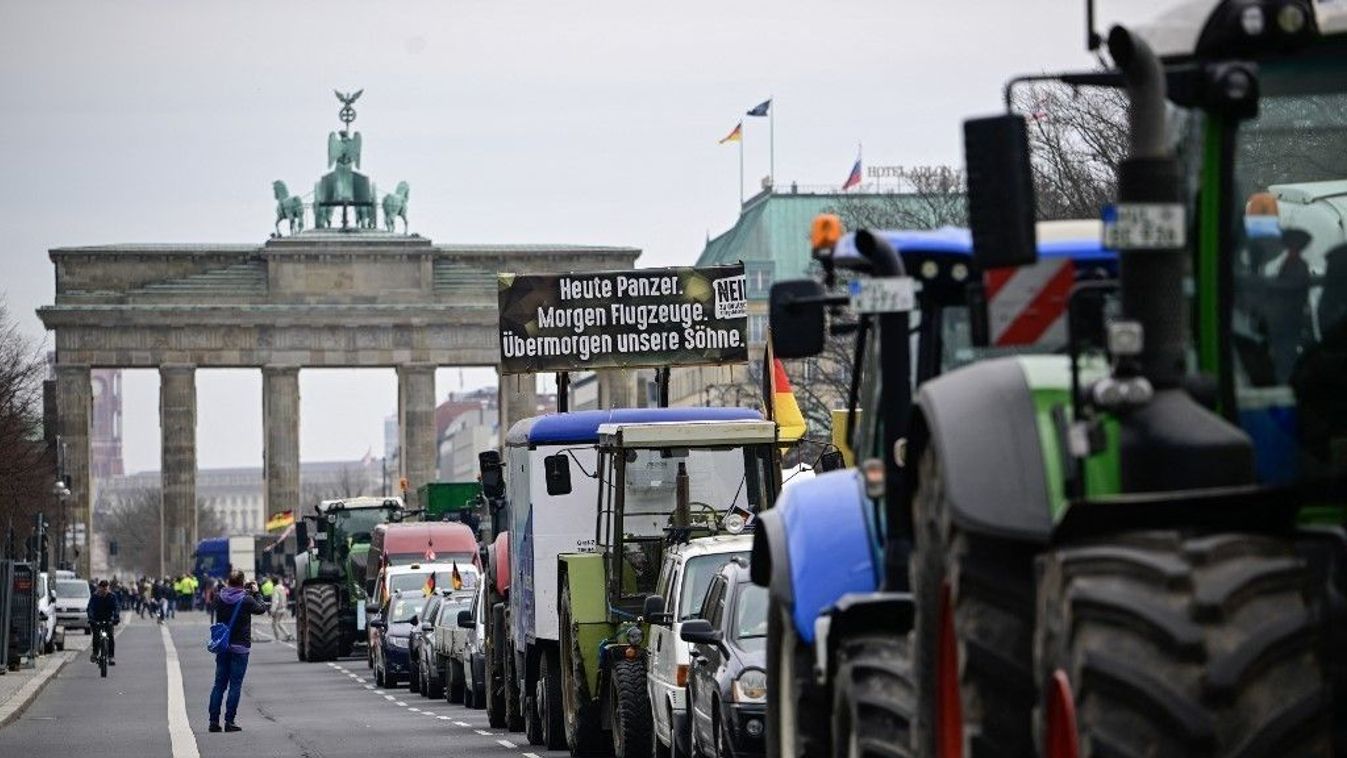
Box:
left=1046, top=670, right=1080, bottom=758
left=937, top=582, right=963, bottom=758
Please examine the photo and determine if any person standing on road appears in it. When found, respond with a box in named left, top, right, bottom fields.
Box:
left=268, top=577, right=293, bottom=642
left=207, top=571, right=270, bottom=733
left=86, top=579, right=121, bottom=665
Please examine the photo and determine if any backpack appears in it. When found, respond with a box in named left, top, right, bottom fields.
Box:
left=207, top=597, right=245, bottom=655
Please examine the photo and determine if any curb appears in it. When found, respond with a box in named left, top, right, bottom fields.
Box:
left=0, top=618, right=134, bottom=730
left=0, top=650, right=75, bottom=729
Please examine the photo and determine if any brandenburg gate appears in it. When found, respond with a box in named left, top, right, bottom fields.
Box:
left=38, top=91, right=638, bottom=575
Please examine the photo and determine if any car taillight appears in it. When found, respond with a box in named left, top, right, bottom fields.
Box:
left=676, top=664, right=688, bottom=688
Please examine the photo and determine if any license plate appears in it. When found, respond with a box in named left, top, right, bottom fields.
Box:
left=1102, top=203, right=1186, bottom=249
left=849, top=277, right=915, bottom=314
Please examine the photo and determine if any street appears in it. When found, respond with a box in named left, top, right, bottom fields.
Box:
left=0, top=614, right=566, bottom=758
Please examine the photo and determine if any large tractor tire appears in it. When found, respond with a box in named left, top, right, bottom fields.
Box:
left=766, top=597, right=830, bottom=757
left=540, top=647, right=568, bottom=750
left=831, top=633, right=916, bottom=757
left=487, top=603, right=508, bottom=728
left=506, top=648, right=525, bottom=732
left=295, top=604, right=309, bottom=661
left=301, top=583, right=342, bottom=663
left=560, top=585, right=606, bottom=756
left=911, top=448, right=1037, bottom=757
left=1035, top=531, right=1332, bottom=756
left=526, top=657, right=546, bottom=746
left=610, top=657, right=653, bottom=758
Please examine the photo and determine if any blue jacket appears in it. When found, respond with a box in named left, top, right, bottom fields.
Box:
left=87, top=592, right=120, bottom=623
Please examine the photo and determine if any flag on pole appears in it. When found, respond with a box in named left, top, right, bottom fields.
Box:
left=746, top=99, right=771, bottom=117
left=422, top=571, right=437, bottom=597
left=265, top=510, right=295, bottom=532
left=842, top=150, right=863, bottom=191
left=451, top=562, right=464, bottom=591
left=719, top=122, right=743, bottom=144
left=770, top=358, right=807, bottom=443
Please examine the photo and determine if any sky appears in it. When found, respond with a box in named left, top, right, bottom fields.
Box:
left=0, top=0, right=1173, bottom=475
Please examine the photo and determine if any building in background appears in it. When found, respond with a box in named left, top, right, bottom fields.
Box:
left=90, top=369, right=124, bottom=478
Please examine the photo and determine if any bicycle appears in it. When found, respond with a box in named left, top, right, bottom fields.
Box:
left=90, top=621, right=114, bottom=678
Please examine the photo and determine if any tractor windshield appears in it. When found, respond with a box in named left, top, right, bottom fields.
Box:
left=1226, top=57, right=1347, bottom=489
left=620, top=444, right=775, bottom=533
left=333, top=507, right=396, bottom=544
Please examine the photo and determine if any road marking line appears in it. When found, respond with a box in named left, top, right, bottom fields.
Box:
left=364, top=684, right=375, bottom=689
left=159, top=624, right=201, bottom=758
left=496, top=739, right=517, bottom=748
left=422, top=710, right=435, bottom=716
left=384, top=695, right=396, bottom=701
left=438, top=716, right=452, bottom=721
left=475, top=729, right=492, bottom=735
left=395, top=701, right=407, bottom=706
left=455, top=721, right=472, bottom=727
left=408, top=707, right=420, bottom=712
left=524, top=753, right=542, bottom=758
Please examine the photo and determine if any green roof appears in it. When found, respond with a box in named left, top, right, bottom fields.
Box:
left=696, top=189, right=947, bottom=280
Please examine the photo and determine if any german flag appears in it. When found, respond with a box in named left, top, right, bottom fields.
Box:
left=763, top=339, right=806, bottom=443
left=265, top=510, right=295, bottom=532
left=451, top=563, right=464, bottom=591
left=719, top=122, right=743, bottom=144
left=423, top=571, right=437, bottom=597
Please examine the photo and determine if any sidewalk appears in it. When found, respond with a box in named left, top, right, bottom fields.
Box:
left=0, top=625, right=95, bottom=728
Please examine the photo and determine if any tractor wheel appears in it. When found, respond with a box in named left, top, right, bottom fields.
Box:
left=766, top=596, right=830, bottom=757
left=301, top=583, right=341, bottom=663
left=450, top=658, right=466, bottom=704
left=831, top=633, right=916, bottom=757
left=506, top=648, right=525, bottom=731
left=1035, top=531, right=1332, bottom=756
left=610, top=657, right=653, bottom=758
left=487, top=604, right=508, bottom=728
left=540, top=647, right=567, bottom=750
left=911, top=448, right=1036, bottom=757
left=560, top=584, right=606, bottom=756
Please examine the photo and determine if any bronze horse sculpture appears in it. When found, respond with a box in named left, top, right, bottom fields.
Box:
left=273, top=180, right=305, bottom=235
left=382, top=182, right=410, bottom=233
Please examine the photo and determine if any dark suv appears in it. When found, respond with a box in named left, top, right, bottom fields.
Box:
left=680, top=558, right=767, bottom=758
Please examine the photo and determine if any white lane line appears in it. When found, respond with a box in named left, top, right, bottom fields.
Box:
left=384, top=695, right=396, bottom=701
left=364, top=684, right=375, bottom=690
left=408, top=707, right=421, bottom=712
left=160, top=624, right=202, bottom=758
left=395, top=701, right=407, bottom=707
left=455, top=721, right=472, bottom=727
left=496, top=739, right=517, bottom=749
left=438, top=716, right=452, bottom=721
left=422, top=710, right=436, bottom=716
left=475, top=729, right=492, bottom=735
left=523, top=753, right=542, bottom=758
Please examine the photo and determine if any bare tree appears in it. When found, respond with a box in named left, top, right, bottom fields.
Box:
left=96, top=484, right=225, bottom=577
left=1013, top=80, right=1129, bottom=221
left=0, top=301, right=57, bottom=559
left=301, top=464, right=374, bottom=507
left=827, top=166, right=968, bottom=231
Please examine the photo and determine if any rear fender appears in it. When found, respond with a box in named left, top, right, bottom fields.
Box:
left=821, top=592, right=914, bottom=681
left=558, top=553, right=612, bottom=698
left=752, top=469, right=879, bottom=644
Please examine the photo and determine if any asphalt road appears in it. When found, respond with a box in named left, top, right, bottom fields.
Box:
left=0, top=612, right=572, bottom=758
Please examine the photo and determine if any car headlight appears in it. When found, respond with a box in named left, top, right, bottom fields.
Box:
left=733, top=668, right=767, bottom=703
left=387, top=635, right=409, bottom=649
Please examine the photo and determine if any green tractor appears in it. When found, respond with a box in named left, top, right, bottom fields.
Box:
left=293, top=496, right=406, bottom=662
left=556, top=416, right=780, bottom=756
left=759, top=2, right=1347, bottom=755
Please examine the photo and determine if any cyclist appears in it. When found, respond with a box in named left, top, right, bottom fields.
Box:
left=86, top=579, right=121, bottom=666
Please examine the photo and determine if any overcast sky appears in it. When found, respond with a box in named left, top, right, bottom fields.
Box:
left=0, top=0, right=1171, bottom=475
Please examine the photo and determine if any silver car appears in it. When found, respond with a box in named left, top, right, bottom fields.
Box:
left=51, top=577, right=92, bottom=633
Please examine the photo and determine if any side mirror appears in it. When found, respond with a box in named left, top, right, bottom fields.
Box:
left=769, top=280, right=827, bottom=359
left=408, top=615, right=418, bottom=627
left=369, top=619, right=387, bottom=630
left=457, top=609, right=474, bottom=629
left=817, top=450, right=845, bottom=473
left=679, top=618, right=723, bottom=645
left=544, top=453, right=573, bottom=496
left=479, top=451, right=506, bottom=500
left=421, top=622, right=434, bottom=632
left=642, top=594, right=666, bottom=620
left=964, top=114, right=1038, bottom=270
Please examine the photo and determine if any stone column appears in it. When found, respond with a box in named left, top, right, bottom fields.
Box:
left=159, top=364, right=196, bottom=576
left=397, top=363, right=437, bottom=507
left=54, top=364, right=92, bottom=577
left=497, top=372, right=538, bottom=437
left=598, top=369, right=636, bottom=409
left=262, top=365, right=300, bottom=518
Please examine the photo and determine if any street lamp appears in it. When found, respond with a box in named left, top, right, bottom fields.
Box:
left=52, top=480, right=70, bottom=569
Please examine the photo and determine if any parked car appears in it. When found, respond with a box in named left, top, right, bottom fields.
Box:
left=51, top=576, right=92, bottom=634
left=682, top=558, right=767, bottom=758
left=425, top=585, right=475, bottom=704
left=371, top=591, right=427, bottom=688
left=409, top=593, right=444, bottom=697
left=367, top=561, right=479, bottom=666
left=439, top=575, right=488, bottom=709
left=646, top=534, right=752, bottom=758
left=36, top=572, right=64, bottom=654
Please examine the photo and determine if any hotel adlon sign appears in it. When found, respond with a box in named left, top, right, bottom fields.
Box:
left=497, top=265, right=748, bottom=373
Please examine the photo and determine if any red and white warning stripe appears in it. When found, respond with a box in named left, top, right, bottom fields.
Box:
left=984, top=258, right=1076, bottom=347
